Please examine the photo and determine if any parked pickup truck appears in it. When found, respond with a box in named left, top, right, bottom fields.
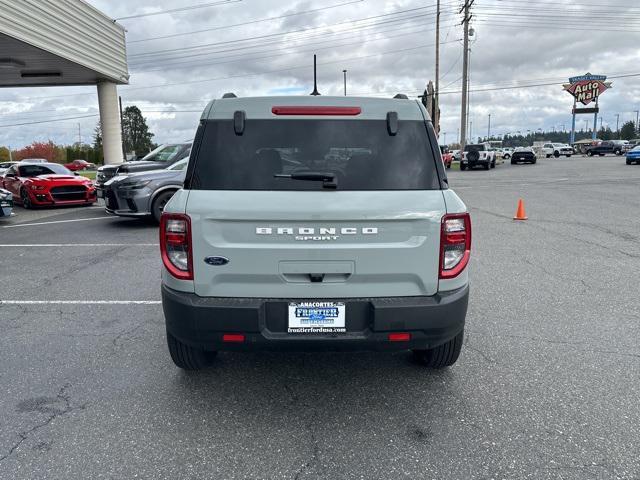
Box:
left=585, top=140, right=629, bottom=156
left=541, top=143, right=573, bottom=158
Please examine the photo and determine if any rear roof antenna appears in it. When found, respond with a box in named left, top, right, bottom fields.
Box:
left=310, top=54, right=321, bottom=96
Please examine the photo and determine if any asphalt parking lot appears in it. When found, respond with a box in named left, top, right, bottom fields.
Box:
left=1, top=155, right=638, bottom=480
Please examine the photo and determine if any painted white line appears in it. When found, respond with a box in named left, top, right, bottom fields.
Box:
left=0, top=244, right=158, bottom=247
left=2, top=217, right=111, bottom=228
left=0, top=300, right=161, bottom=305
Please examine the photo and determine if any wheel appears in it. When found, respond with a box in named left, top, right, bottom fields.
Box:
left=151, top=190, right=176, bottom=223
left=511, top=160, right=516, bottom=165
left=627, top=158, right=632, bottom=165
left=446, top=163, right=451, bottom=169
left=615, top=149, right=622, bottom=156
left=490, top=159, right=496, bottom=168
left=599, top=153, right=605, bottom=157
left=413, top=331, right=463, bottom=368
left=554, top=151, right=560, bottom=158
left=566, top=155, right=572, bottom=158
left=484, top=162, right=490, bottom=170
left=586, top=150, right=593, bottom=157
left=460, top=163, right=467, bottom=171
left=504, top=154, right=510, bottom=160
left=531, top=159, right=537, bottom=164
left=546, top=154, right=551, bottom=158
left=166, top=331, right=217, bottom=370
left=20, top=188, right=33, bottom=209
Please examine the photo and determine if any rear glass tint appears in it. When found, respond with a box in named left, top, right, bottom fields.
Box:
left=189, top=119, right=440, bottom=190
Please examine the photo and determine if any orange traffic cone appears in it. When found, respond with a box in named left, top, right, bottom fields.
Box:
left=513, top=199, right=528, bottom=221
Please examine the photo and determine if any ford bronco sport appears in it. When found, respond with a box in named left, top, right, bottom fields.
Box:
left=160, top=95, right=470, bottom=370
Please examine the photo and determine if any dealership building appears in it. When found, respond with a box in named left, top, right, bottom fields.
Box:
left=0, top=0, right=128, bottom=164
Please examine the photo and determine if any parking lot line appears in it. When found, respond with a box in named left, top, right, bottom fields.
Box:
left=0, top=300, right=161, bottom=305
left=0, top=244, right=158, bottom=247
left=2, top=217, right=112, bottom=228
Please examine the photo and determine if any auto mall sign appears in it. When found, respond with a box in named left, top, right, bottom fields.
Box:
left=563, top=73, right=612, bottom=106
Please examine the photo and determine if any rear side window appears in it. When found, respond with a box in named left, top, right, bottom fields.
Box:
left=189, top=119, right=440, bottom=190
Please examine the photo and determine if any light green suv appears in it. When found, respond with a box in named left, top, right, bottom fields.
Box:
left=160, top=95, right=471, bottom=370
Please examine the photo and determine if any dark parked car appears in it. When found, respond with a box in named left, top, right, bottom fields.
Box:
left=510, top=147, right=537, bottom=164
left=95, top=141, right=192, bottom=195
left=103, top=158, right=188, bottom=223
left=585, top=141, right=628, bottom=156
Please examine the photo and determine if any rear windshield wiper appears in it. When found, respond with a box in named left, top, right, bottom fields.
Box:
left=274, top=172, right=337, bottom=189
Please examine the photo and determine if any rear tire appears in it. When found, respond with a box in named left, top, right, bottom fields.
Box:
left=413, top=331, right=463, bottom=368
left=484, top=162, right=490, bottom=170
left=460, top=163, right=467, bottom=171
left=554, top=151, right=560, bottom=158
left=531, top=159, right=537, bottom=164
left=627, top=158, right=632, bottom=165
left=587, top=151, right=593, bottom=157
left=511, top=160, right=516, bottom=165
left=167, top=331, right=217, bottom=370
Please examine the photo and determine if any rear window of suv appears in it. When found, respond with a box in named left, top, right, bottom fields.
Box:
left=465, top=144, right=486, bottom=152
left=188, top=119, right=440, bottom=190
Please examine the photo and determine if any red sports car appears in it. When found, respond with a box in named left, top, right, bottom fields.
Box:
left=1, top=162, right=97, bottom=209
left=65, top=159, right=96, bottom=171
left=440, top=146, right=453, bottom=169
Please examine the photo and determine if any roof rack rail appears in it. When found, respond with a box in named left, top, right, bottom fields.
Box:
left=222, top=92, right=237, bottom=98
left=393, top=94, right=409, bottom=99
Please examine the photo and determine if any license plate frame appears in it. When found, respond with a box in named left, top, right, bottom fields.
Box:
left=288, top=302, right=346, bottom=334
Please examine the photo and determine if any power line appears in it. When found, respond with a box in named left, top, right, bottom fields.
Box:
left=128, top=4, right=459, bottom=58
left=127, top=0, right=365, bottom=43
left=115, top=0, right=241, bottom=21
left=0, top=114, right=99, bottom=128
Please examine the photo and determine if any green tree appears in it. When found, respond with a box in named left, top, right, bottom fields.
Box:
left=93, top=122, right=102, bottom=150
left=619, top=121, right=636, bottom=140
left=122, top=106, right=154, bottom=155
left=0, top=146, right=10, bottom=162
left=597, top=127, right=613, bottom=141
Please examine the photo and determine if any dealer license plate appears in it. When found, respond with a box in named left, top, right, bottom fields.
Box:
left=288, top=302, right=346, bottom=334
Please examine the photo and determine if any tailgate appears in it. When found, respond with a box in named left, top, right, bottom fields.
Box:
left=187, top=190, right=446, bottom=298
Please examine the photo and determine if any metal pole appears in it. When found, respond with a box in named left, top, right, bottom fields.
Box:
left=434, top=0, right=440, bottom=134
left=592, top=110, right=598, bottom=140
left=459, top=0, right=471, bottom=151
left=487, top=113, right=491, bottom=140
left=615, top=113, right=620, bottom=138
left=570, top=98, right=577, bottom=144
left=342, top=70, right=347, bottom=96
left=77, top=123, right=81, bottom=145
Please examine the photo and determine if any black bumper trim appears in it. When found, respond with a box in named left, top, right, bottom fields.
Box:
left=162, top=285, right=469, bottom=352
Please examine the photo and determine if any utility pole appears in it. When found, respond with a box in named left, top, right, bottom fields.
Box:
left=487, top=113, right=491, bottom=140
left=342, top=70, right=347, bottom=96
left=635, top=110, right=639, bottom=133
left=459, top=0, right=473, bottom=151
left=77, top=123, right=81, bottom=145
left=434, top=0, right=440, bottom=135
left=615, top=113, right=620, bottom=138
left=599, top=117, right=603, bottom=130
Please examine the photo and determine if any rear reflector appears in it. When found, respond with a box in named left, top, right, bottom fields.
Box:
left=388, top=333, right=411, bottom=342
left=223, top=334, right=245, bottom=343
left=271, top=106, right=361, bottom=116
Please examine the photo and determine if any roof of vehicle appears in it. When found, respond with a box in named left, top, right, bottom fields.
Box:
left=202, top=96, right=429, bottom=121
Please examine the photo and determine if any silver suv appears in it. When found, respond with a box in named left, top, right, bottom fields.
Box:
left=160, top=95, right=471, bottom=370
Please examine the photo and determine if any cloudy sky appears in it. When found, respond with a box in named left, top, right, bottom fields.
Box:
left=1, top=0, right=639, bottom=149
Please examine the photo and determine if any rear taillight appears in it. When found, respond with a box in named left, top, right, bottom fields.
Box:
left=160, top=213, right=193, bottom=280
left=439, top=213, right=471, bottom=279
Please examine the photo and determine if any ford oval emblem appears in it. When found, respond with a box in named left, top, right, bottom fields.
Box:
left=204, top=256, right=229, bottom=266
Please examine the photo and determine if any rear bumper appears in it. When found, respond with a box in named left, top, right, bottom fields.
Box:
left=162, top=284, right=469, bottom=352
